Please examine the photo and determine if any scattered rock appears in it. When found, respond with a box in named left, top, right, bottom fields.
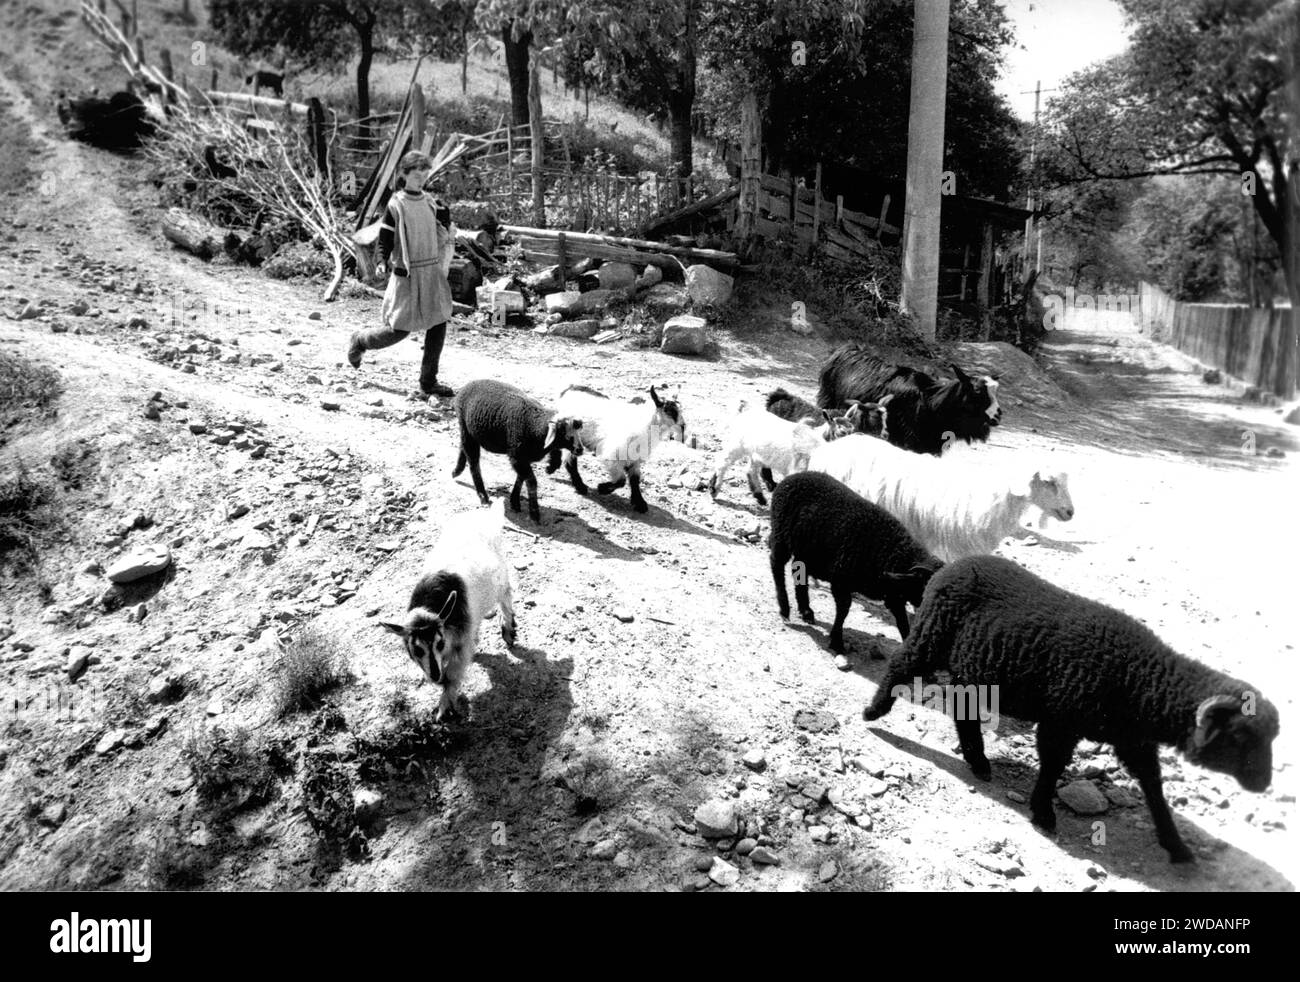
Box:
left=741, top=748, right=767, bottom=772
left=321, top=400, right=341, bottom=411
left=206, top=696, right=224, bottom=717
left=597, top=262, right=637, bottom=290
left=750, top=846, right=781, bottom=866
left=809, top=825, right=832, bottom=843
left=105, top=545, right=171, bottom=584
left=1201, top=368, right=1222, bottom=384
left=693, top=799, right=739, bottom=839
left=735, top=837, right=757, bottom=856
left=818, top=859, right=839, bottom=883
left=39, top=803, right=68, bottom=827
left=549, top=318, right=601, bottom=339
left=66, top=646, right=92, bottom=682
left=660, top=314, right=709, bottom=355
left=591, top=839, right=619, bottom=861
left=1005, top=790, right=1027, bottom=804
left=793, top=708, right=839, bottom=733
left=95, top=729, right=126, bottom=755
left=612, top=608, right=634, bottom=624
left=308, top=311, right=322, bottom=321
left=635, top=265, right=663, bottom=290
left=146, top=673, right=183, bottom=704
left=708, top=856, right=740, bottom=887
left=1057, top=779, right=1109, bottom=815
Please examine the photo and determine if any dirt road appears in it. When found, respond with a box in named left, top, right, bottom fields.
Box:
left=1, top=46, right=1296, bottom=892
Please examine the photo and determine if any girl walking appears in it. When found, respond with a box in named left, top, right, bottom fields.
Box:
left=347, top=151, right=456, bottom=399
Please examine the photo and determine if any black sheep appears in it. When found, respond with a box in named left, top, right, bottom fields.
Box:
left=864, top=556, right=1280, bottom=863
left=817, top=345, right=1000, bottom=455
left=451, top=379, right=584, bottom=523
left=769, top=471, right=942, bottom=652
left=245, top=70, right=285, bottom=97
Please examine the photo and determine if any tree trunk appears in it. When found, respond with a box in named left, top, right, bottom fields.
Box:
left=461, top=20, right=469, bottom=94
left=356, top=20, right=374, bottom=123
left=502, top=22, right=532, bottom=127
left=666, top=0, right=697, bottom=186
left=162, top=207, right=221, bottom=259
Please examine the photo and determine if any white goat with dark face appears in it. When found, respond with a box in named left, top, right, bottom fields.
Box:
left=554, top=384, right=687, bottom=513
left=381, top=499, right=515, bottom=721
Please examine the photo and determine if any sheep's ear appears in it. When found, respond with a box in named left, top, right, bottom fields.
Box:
left=1193, top=695, right=1241, bottom=750
left=649, top=385, right=663, bottom=407
left=379, top=621, right=410, bottom=637
left=822, top=410, right=835, bottom=423
left=437, top=591, right=458, bottom=622
left=544, top=419, right=558, bottom=449
left=950, top=363, right=971, bottom=384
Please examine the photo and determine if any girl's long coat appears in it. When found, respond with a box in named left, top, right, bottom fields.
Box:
left=380, top=190, right=455, bottom=334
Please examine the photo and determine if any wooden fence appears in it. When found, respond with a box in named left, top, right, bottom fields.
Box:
left=1138, top=281, right=1297, bottom=399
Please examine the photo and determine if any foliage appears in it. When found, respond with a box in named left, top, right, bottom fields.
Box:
left=1038, top=0, right=1299, bottom=302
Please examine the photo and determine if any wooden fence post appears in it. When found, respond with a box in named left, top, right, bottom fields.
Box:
left=735, top=89, right=760, bottom=251
left=529, top=52, right=544, bottom=225
left=876, top=194, right=891, bottom=240
left=811, top=161, right=822, bottom=255
left=308, top=98, right=328, bottom=174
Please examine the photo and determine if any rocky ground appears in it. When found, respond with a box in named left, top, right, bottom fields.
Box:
left=1, top=12, right=1298, bottom=893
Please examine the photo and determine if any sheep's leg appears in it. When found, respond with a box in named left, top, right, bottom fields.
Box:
left=746, top=461, right=768, bottom=506
left=564, top=451, right=589, bottom=495
left=596, top=471, right=627, bottom=496
left=499, top=585, right=517, bottom=649
left=884, top=597, right=911, bottom=640
left=436, top=656, right=471, bottom=722
left=628, top=466, right=648, bottom=513
left=759, top=465, right=775, bottom=489
left=954, top=716, right=991, bottom=781
left=794, top=576, right=815, bottom=625
left=510, top=458, right=541, bottom=523
left=1029, top=722, right=1079, bottom=834
left=463, top=439, right=491, bottom=506
left=828, top=582, right=854, bottom=652
left=708, top=446, right=745, bottom=498
left=1115, top=741, right=1193, bottom=863
left=770, top=540, right=792, bottom=620
left=863, top=642, right=928, bottom=721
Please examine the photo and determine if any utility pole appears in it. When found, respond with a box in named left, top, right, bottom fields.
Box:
left=1021, top=81, right=1058, bottom=276
left=900, top=0, right=952, bottom=340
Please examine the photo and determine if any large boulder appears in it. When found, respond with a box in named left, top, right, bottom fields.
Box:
left=660, top=315, right=709, bottom=356
left=685, top=264, right=734, bottom=307
left=635, top=265, right=664, bottom=290
left=597, top=262, right=637, bottom=290
left=475, top=287, right=525, bottom=314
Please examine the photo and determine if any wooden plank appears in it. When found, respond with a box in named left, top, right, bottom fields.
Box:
left=876, top=194, right=891, bottom=240
left=757, top=188, right=788, bottom=216
left=643, top=186, right=739, bottom=235
left=754, top=214, right=786, bottom=239
left=758, top=172, right=790, bottom=195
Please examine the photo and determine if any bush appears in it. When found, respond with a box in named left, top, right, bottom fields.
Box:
left=0, top=466, right=57, bottom=573
left=263, top=241, right=335, bottom=280
left=182, top=724, right=276, bottom=812
left=0, top=352, right=62, bottom=430
left=273, top=626, right=351, bottom=717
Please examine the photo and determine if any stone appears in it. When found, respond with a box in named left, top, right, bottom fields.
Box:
left=352, top=788, right=384, bottom=826
left=476, top=288, right=526, bottom=314
left=544, top=289, right=618, bottom=317
left=750, top=846, right=780, bottom=866
left=1201, top=368, right=1222, bottom=384
left=308, top=311, right=322, bottom=321
left=1103, top=786, right=1138, bottom=808
left=973, top=853, right=1024, bottom=877
left=18, top=301, right=41, bottom=320
left=1005, top=790, right=1027, bottom=804
left=241, top=531, right=273, bottom=551
left=693, top=799, right=739, bottom=838
left=809, top=825, right=832, bottom=843
left=105, top=545, right=171, bottom=584
left=206, top=697, right=224, bottom=717
left=818, top=860, right=839, bottom=883
left=40, top=803, right=68, bottom=827
left=66, top=646, right=92, bottom=682
left=597, top=262, right=637, bottom=290
left=591, top=838, right=619, bottom=861
left=146, top=674, right=181, bottom=703
left=634, top=265, right=663, bottom=290
left=95, top=729, right=126, bottom=755
left=735, top=837, right=757, bottom=856
left=1058, top=779, right=1109, bottom=815
left=741, top=748, right=767, bottom=772
left=684, top=264, right=733, bottom=306
left=863, top=778, right=890, bottom=797
left=851, top=756, right=886, bottom=778
left=612, top=608, right=635, bottom=623
left=549, top=318, right=601, bottom=339
left=660, top=315, right=708, bottom=355
left=708, top=857, right=740, bottom=887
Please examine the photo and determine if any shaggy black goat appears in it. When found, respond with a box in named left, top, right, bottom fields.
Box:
left=817, top=346, right=1000, bottom=455
left=245, top=70, right=285, bottom=97
left=864, top=556, right=1280, bottom=862
left=452, top=379, right=584, bottom=523
left=770, top=471, right=942, bottom=652
left=55, top=89, right=154, bottom=150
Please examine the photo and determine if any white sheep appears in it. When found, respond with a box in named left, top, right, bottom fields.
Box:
left=808, top=434, right=1074, bottom=561
left=710, top=402, right=827, bottom=505
left=381, top=498, right=515, bottom=721
left=555, top=384, right=687, bottom=513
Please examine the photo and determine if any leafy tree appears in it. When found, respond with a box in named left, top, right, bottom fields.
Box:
left=1039, top=0, right=1300, bottom=305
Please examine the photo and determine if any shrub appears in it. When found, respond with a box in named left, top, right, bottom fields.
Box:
left=181, top=724, right=276, bottom=812
left=273, top=626, right=351, bottom=717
